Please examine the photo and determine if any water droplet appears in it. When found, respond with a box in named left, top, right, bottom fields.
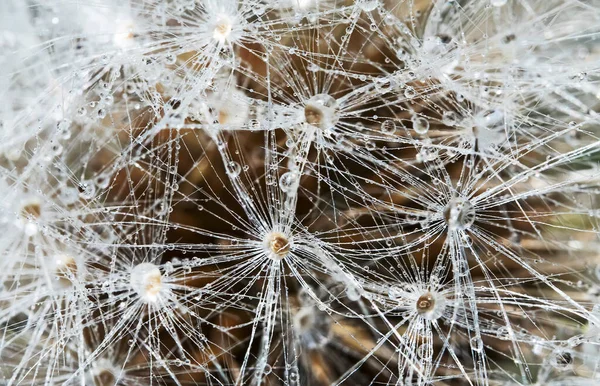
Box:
left=279, top=171, right=299, bottom=193
left=381, top=120, right=396, bottom=134
left=442, top=111, right=458, bottom=126
left=470, top=336, right=484, bottom=352
left=357, top=0, right=379, bottom=12
left=412, top=116, right=429, bottom=135
left=97, top=108, right=107, bottom=119
left=226, top=161, right=241, bottom=178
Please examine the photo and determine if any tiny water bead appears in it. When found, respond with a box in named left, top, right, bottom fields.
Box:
left=130, top=263, right=163, bottom=303
left=279, top=171, right=300, bottom=193
left=444, top=198, right=476, bottom=231
left=381, top=119, right=396, bottom=134
left=404, top=86, right=416, bottom=99
left=470, top=109, right=507, bottom=152
left=412, top=116, right=429, bottom=135
left=304, top=94, right=340, bottom=131
left=550, top=349, right=574, bottom=371
left=263, top=231, right=292, bottom=261
left=470, top=336, right=484, bottom=353
left=226, top=161, right=242, bottom=178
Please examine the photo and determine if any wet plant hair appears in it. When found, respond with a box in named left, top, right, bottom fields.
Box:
left=1, top=0, right=600, bottom=385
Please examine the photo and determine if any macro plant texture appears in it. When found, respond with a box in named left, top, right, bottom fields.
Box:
left=1, top=0, right=600, bottom=385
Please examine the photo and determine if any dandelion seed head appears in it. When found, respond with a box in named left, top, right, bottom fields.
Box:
left=130, top=262, right=163, bottom=303
left=3, top=0, right=600, bottom=384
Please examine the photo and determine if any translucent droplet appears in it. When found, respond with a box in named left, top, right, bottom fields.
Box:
left=381, top=120, right=396, bottom=134
left=442, top=111, right=458, bottom=126
left=97, top=108, right=107, bottom=119
left=550, top=349, right=574, bottom=371
left=346, top=286, right=361, bottom=301
left=50, top=143, right=63, bottom=156
left=490, top=0, right=507, bottom=6
left=470, top=336, right=484, bottom=352
left=404, top=86, right=416, bottom=99
left=412, top=116, right=430, bottom=135
left=226, top=161, right=241, bottom=178
left=130, top=263, right=163, bottom=303
left=56, top=120, right=71, bottom=139
left=279, top=171, right=299, bottom=193
left=357, top=0, right=379, bottom=12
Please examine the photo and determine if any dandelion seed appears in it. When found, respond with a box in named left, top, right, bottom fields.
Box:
left=415, top=291, right=446, bottom=321
left=444, top=198, right=476, bottom=231
left=130, top=263, right=163, bottom=303
left=263, top=231, right=292, bottom=261
left=212, top=14, right=234, bottom=43
left=304, top=94, right=340, bottom=131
